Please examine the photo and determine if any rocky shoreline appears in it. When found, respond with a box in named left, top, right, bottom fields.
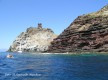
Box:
left=8, top=5, right=108, bottom=54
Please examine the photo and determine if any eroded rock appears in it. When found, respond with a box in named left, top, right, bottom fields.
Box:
left=8, top=23, right=57, bottom=52
left=48, top=5, right=108, bottom=53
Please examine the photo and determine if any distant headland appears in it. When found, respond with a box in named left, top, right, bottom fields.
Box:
left=9, top=5, right=108, bottom=53
left=8, top=23, right=57, bottom=52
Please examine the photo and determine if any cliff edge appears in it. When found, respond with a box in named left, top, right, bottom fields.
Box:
left=48, top=5, right=108, bottom=53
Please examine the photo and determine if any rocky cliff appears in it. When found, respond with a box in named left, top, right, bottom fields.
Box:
left=48, top=5, right=108, bottom=53
left=8, top=23, right=57, bottom=52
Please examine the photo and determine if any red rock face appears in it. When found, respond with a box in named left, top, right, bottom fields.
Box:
left=48, top=5, right=108, bottom=53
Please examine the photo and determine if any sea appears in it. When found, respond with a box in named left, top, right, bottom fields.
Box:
left=0, top=52, right=108, bottom=80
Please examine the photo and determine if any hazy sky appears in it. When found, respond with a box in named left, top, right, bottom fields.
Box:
left=0, top=0, right=108, bottom=50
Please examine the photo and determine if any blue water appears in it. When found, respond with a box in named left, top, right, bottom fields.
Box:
left=0, top=52, right=108, bottom=80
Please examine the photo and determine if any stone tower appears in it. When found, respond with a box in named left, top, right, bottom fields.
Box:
left=38, top=23, right=42, bottom=29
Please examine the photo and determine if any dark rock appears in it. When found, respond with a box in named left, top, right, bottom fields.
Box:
left=48, top=5, right=108, bottom=53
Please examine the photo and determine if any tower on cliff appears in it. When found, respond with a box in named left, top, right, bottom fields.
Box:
left=37, top=23, right=42, bottom=29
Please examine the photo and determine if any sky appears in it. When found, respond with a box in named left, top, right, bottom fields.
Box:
left=0, top=0, right=108, bottom=50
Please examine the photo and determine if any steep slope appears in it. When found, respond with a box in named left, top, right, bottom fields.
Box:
left=8, top=23, right=57, bottom=52
left=48, top=5, right=108, bottom=53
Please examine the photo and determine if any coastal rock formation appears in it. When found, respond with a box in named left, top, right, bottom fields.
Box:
left=8, top=23, right=57, bottom=52
left=48, top=5, right=108, bottom=53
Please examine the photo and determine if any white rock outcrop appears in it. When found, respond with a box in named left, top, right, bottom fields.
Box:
left=8, top=23, right=57, bottom=52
